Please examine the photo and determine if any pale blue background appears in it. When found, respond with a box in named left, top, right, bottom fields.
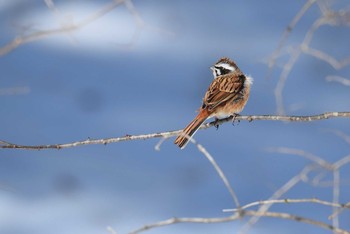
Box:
left=1, top=1, right=350, bottom=234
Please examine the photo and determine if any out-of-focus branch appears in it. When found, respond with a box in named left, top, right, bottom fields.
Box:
left=267, top=0, right=317, bottom=76
left=0, top=0, right=174, bottom=56
left=0, top=0, right=125, bottom=56
left=326, top=76, right=350, bottom=86
left=239, top=165, right=316, bottom=234
left=129, top=148, right=350, bottom=234
left=193, top=139, right=240, bottom=208
left=266, top=147, right=332, bottom=169
left=302, top=47, right=350, bottom=70
left=269, top=2, right=350, bottom=114
left=0, top=86, right=31, bottom=96
left=1, top=112, right=350, bottom=150
left=258, top=146, right=350, bottom=233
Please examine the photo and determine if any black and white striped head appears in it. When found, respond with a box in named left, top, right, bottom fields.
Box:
left=210, top=57, right=241, bottom=78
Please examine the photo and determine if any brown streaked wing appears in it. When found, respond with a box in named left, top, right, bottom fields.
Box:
left=203, top=74, right=244, bottom=110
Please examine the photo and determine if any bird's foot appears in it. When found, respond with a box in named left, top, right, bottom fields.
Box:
left=232, top=113, right=240, bottom=126
left=213, top=118, right=220, bottom=130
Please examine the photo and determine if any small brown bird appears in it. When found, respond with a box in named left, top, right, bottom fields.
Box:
left=174, top=57, right=253, bottom=149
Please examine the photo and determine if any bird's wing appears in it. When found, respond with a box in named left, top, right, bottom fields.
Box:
left=203, top=74, right=245, bottom=111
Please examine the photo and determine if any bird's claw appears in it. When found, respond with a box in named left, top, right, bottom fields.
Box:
left=232, top=113, right=240, bottom=126
left=213, top=118, right=220, bottom=130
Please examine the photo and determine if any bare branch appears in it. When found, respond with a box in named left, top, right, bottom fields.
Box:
left=129, top=215, right=241, bottom=234
left=269, top=2, right=350, bottom=114
left=1, top=112, right=350, bottom=150
left=223, top=198, right=350, bottom=212
left=325, top=129, right=350, bottom=145
left=130, top=210, right=350, bottom=234
left=0, top=86, right=31, bottom=96
left=330, top=201, right=350, bottom=220
left=274, top=16, right=328, bottom=114
left=266, top=147, right=332, bottom=169
left=302, top=47, right=350, bottom=70
left=267, top=0, right=317, bottom=77
left=0, top=0, right=124, bottom=56
left=334, top=155, right=350, bottom=169
left=154, top=133, right=240, bottom=208
left=262, top=145, right=350, bottom=228
left=194, top=140, right=240, bottom=208
left=326, top=76, right=350, bottom=86
left=0, top=131, right=180, bottom=150
left=0, top=0, right=174, bottom=55
left=239, top=165, right=316, bottom=234
left=274, top=45, right=302, bottom=114
left=251, top=211, right=349, bottom=234
left=332, top=170, right=340, bottom=229
left=330, top=154, right=350, bottom=222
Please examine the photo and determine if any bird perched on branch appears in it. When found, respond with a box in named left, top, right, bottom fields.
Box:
left=174, top=57, right=253, bottom=149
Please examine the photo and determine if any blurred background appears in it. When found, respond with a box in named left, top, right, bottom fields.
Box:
left=1, top=0, right=350, bottom=233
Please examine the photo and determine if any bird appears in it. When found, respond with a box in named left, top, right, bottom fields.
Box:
left=174, top=57, right=253, bottom=149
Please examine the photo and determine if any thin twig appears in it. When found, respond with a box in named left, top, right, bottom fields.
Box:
left=223, top=198, right=350, bottom=212
left=153, top=134, right=240, bottom=208
left=266, top=147, right=332, bottom=169
left=194, top=140, right=240, bottom=208
left=324, top=129, right=350, bottom=145
left=129, top=215, right=241, bottom=234
left=334, top=155, right=350, bottom=169
left=302, top=47, right=350, bottom=69
left=1, top=112, right=350, bottom=150
left=326, top=76, right=350, bottom=86
left=329, top=201, right=350, bottom=220
left=332, top=170, right=340, bottom=230
left=274, top=16, right=327, bottom=114
left=329, top=155, right=350, bottom=220
left=0, top=0, right=123, bottom=56
left=267, top=0, right=317, bottom=77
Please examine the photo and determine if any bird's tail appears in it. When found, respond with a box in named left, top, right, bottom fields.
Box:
left=174, top=109, right=209, bottom=149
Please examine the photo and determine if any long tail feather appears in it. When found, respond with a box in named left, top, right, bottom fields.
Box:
left=174, top=110, right=209, bottom=149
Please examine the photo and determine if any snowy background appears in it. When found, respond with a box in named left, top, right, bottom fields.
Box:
left=1, top=0, right=350, bottom=233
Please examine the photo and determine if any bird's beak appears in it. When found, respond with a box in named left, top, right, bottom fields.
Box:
left=210, top=66, right=214, bottom=71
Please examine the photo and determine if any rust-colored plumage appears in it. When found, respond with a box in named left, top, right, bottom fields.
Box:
left=174, top=57, right=252, bottom=149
